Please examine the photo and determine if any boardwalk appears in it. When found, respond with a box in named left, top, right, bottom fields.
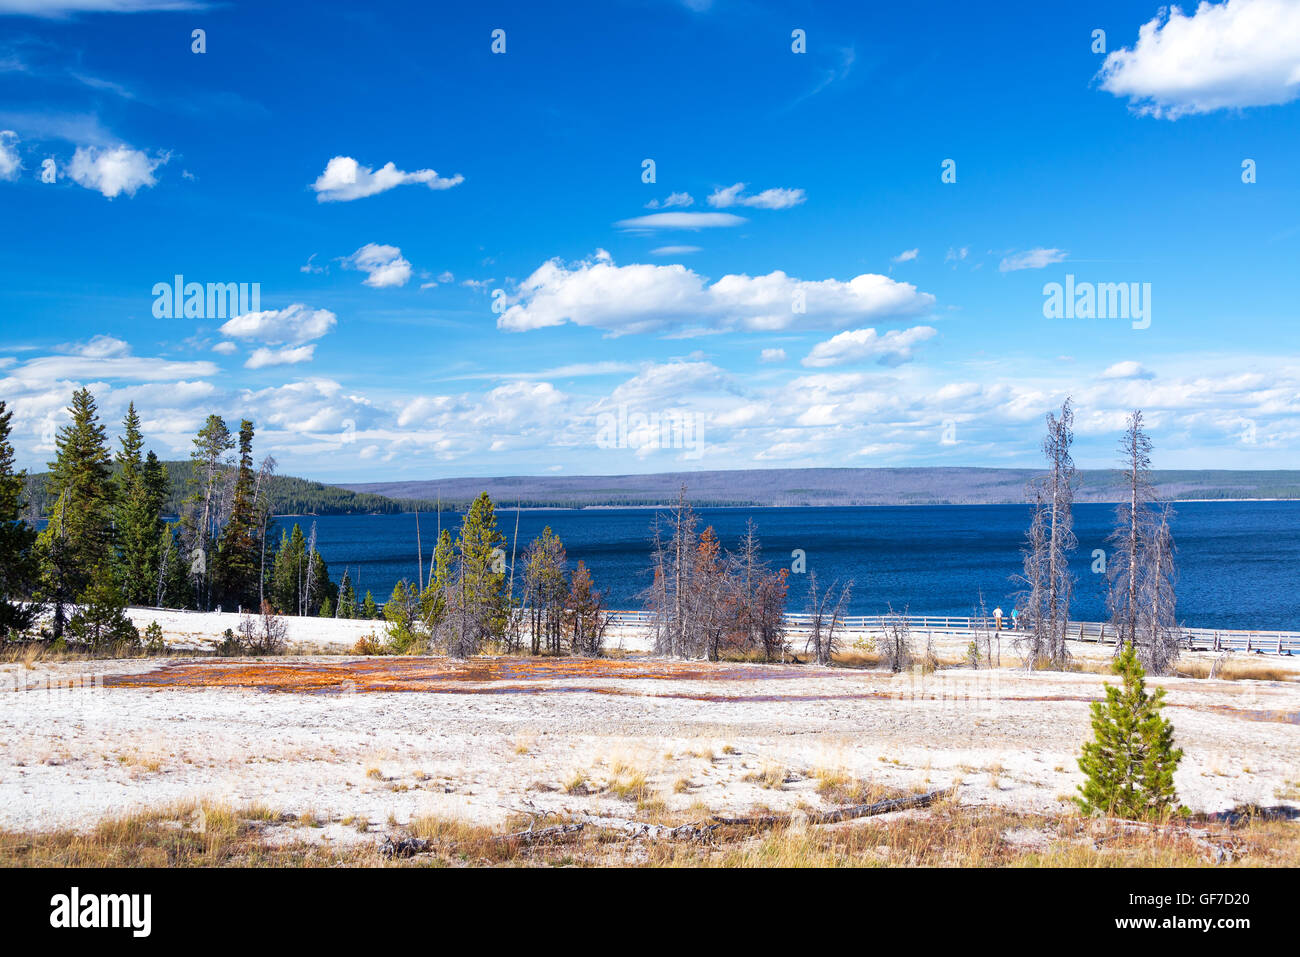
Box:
left=606, top=611, right=1300, bottom=657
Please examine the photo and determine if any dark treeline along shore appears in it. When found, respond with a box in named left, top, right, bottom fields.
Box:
left=2, top=386, right=1244, bottom=674
left=342, top=466, right=1300, bottom=509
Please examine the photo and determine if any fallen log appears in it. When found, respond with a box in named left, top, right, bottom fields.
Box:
left=711, top=786, right=956, bottom=829
left=496, top=822, right=586, bottom=844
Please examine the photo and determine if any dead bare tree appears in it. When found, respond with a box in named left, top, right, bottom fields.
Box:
left=1108, top=409, right=1154, bottom=651
left=644, top=487, right=700, bottom=658
left=804, top=571, right=852, bottom=666
left=877, top=605, right=913, bottom=672
left=237, top=599, right=288, bottom=655
left=1014, top=398, right=1076, bottom=670
left=1104, top=411, right=1181, bottom=674
left=1137, top=504, right=1180, bottom=675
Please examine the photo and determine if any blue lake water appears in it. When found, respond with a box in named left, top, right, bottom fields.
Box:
left=277, top=501, right=1300, bottom=631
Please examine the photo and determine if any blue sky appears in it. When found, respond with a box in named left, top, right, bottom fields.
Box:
left=1, top=0, right=1298, bottom=482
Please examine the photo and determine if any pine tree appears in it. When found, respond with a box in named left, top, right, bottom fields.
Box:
left=454, top=492, right=508, bottom=643
left=383, top=579, right=422, bottom=651
left=361, top=590, right=378, bottom=620
left=1076, top=642, right=1184, bottom=820
left=181, top=414, right=234, bottom=610
left=269, top=524, right=306, bottom=615
left=68, top=562, right=139, bottom=649
left=307, top=546, right=335, bottom=617
left=337, top=569, right=356, bottom=619
left=113, top=403, right=165, bottom=606
left=0, top=401, right=38, bottom=639
left=38, top=388, right=115, bottom=639
left=214, top=420, right=261, bottom=610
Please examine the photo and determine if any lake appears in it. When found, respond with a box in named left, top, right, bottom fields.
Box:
left=278, top=501, right=1300, bottom=632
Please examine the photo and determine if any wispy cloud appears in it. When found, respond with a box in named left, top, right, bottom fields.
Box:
left=999, top=248, right=1067, bottom=272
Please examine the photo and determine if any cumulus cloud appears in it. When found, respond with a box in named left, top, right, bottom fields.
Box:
left=759, top=348, right=787, bottom=363
left=497, top=253, right=936, bottom=335
left=1098, top=0, right=1300, bottom=118
left=0, top=130, right=20, bottom=180
left=311, top=155, right=463, bottom=202
left=707, top=182, right=806, bottom=209
left=244, top=345, right=316, bottom=369
left=212, top=341, right=238, bottom=355
left=67, top=143, right=165, bottom=198
left=219, top=303, right=337, bottom=345
left=999, top=248, right=1067, bottom=272
left=802, top=326, right=937, bottom=368
left=615, top=212, right=746, bottom=230
left=343, top=243, right=412, bottom=288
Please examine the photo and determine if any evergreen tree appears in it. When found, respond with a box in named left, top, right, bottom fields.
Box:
left=0, top=401, right=38, bottom=638
left=336, top=569, right=356, bottom=619
left=156, top=522, right=190, bottom=608
left=361, top=589, right=378, bottom=620
left=307, top=546, right=335, bottom=617
left=37, top=388, right=115, bottom=639
left=269, top=524, right=306, bottom=615
left=319, top=595, right=333, bottom=618
left=214, top=420, right=261, bottom=610
left=455, top=492, right=508, bottom=639
left=113, top=403, right=166, bottom=606
left=68, top=562, right=139, bottom=649
left=181, top=414, right=234, bottom=609
left=1077, top=642, right=1184, bottom=820
left=383, top=579, right=423, bottom=651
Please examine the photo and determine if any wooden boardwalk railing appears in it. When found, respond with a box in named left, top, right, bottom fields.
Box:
left=603, top=611, right=1300, bottom=656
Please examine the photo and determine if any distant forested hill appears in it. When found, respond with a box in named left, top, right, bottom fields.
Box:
left=339, top=467, right=1300, bottom=508
left=22, top=460, right=429, bottom=520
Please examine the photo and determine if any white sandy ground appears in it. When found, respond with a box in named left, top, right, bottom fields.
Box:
left=0, top=637, right=1297, bottom=842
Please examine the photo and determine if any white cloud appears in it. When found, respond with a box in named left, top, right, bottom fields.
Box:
left=759, top=348, right=787, bottom=363
left=1101, top=360, right=1155, bottom=380
left=945, top=246, right=968, bottom=263
left=0, top=130, right=19, bottom=180
left=0, top=1, right=207, bottom=14
left=892, top=248, right=919, bottom=263
left=802, top=326, right=937, bottom=368
left=244, top=345, right=316, bottom=369
left=343, top=243, right=412, bottom=288
left=645, top=191, right=693, bottom=209
left=615, top=212, right=746, bottom=230
left=219, top=303, right=336, bottom=345
left=999, top=248, right=1067, bottom=272
left=212, top=341, right=238, bottom=355
left=58, top=334, right=130, bottom=358
left=497, top=253, right=936, bottom=335
left=650, top=245, right=701, bottom=256
left=1098, top=0, right=1300, bottom=118
left=67, top=143, right=164, bottom=198
left=311, top=155, right=463, bottom=202
left=707, top=182, right=806, bottom=209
